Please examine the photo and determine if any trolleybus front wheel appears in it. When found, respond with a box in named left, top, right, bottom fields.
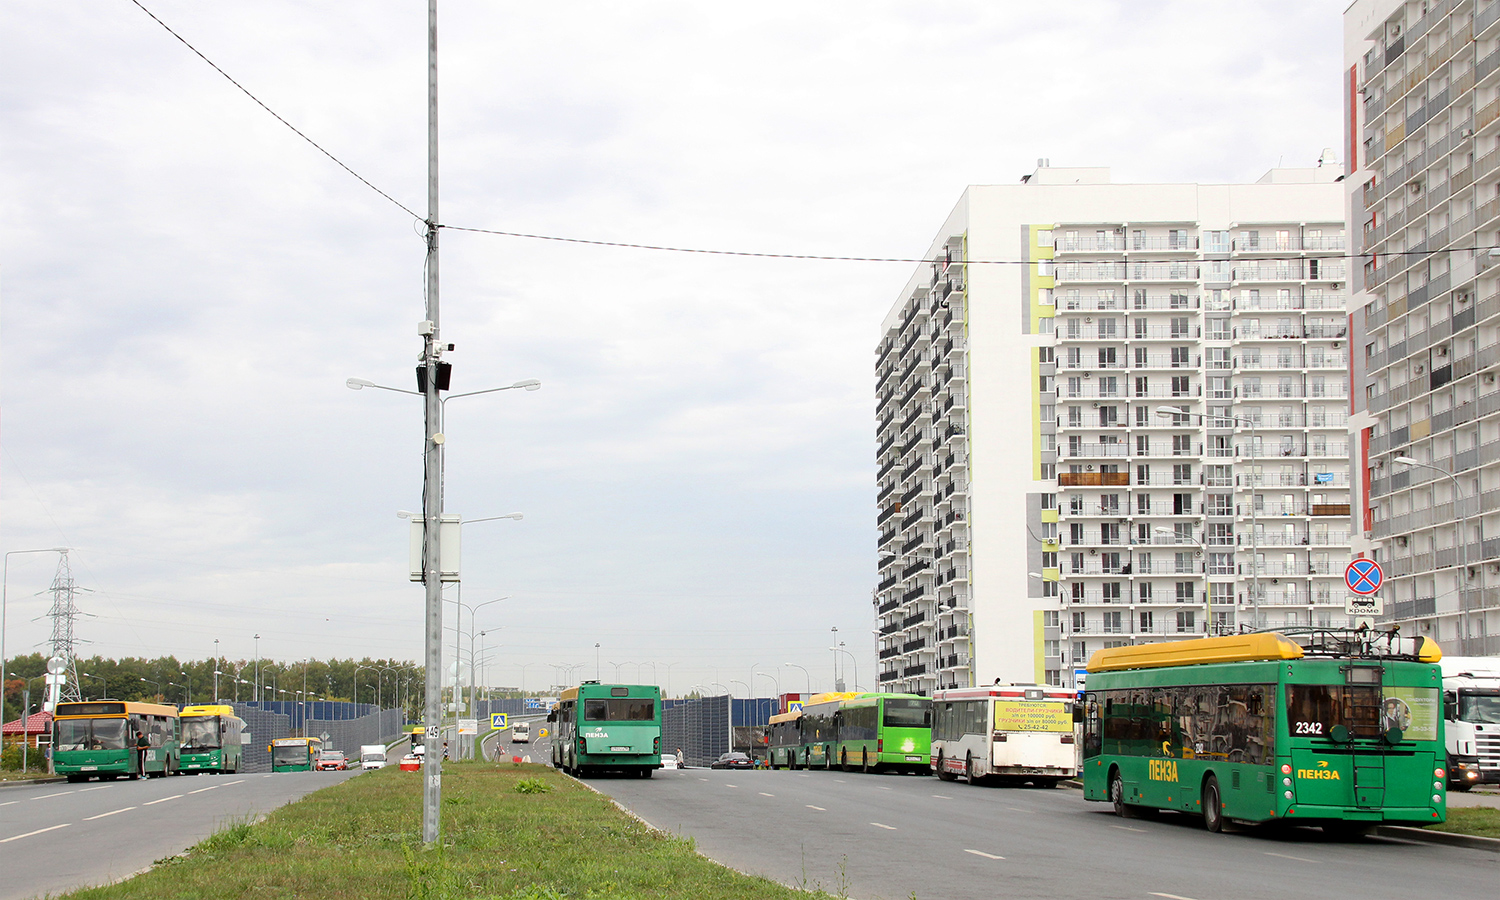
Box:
left=936, top=752, right=954, bottom=781
left=1202, top=775, right=1224, bottom=833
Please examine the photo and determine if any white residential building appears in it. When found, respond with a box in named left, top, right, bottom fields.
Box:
left=1344, top=0, right=1500, bottom=656
left=874, top=162, right=1353, bottom=693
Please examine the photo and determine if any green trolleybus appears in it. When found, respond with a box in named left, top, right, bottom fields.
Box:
left=767, top=709, right=802, bottom=768
left=550, top=682, right=660, bottom=777
left=178, top=704, right=246, bottom=774
left=269, top=736, right=322, bottom=772
left=1081, top=630, right=1448, bottom=834
left=52, top=701, right=180, bottom=782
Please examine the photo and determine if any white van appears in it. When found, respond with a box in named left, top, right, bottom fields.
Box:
left=360, top=745, right=388, bottom=770
left=511, top=721, right=531, bottom=743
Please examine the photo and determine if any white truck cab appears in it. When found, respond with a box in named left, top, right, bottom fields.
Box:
left=1441, top=657, right=1500, bottom=789
left=360, top=744, right=388, bottom=770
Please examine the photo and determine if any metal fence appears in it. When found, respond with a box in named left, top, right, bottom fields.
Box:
left=303, top=708, right=406, bottom=762
left=231, top=703, right=290, bottom=773
left=660, top=697, right=777, bottom=767
left=239, top=701, right=378, bottom=731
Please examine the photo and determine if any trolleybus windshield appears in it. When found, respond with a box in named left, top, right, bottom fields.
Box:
left=180, top=717, right=224, bottom=750
left=272, top=743, right=311, bottom=766
left=53, top=717, right=128, bottom=752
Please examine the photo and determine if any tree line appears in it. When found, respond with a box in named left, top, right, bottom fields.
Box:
left=2, top=654, right=422, bottom=723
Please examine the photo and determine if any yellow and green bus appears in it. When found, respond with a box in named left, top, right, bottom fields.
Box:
left=178, top=704, right=246, bottom=774
left=1082, top=630, right=1448, bottom=835
left=831, top=693, right=932, bottom=774
left=550, top=682, right=661, bottom=777
left=52, top=701, right=180, bottom=782
left=269, top=736, right=322, bottom=772
left=767, top=709, right=803, bottom=768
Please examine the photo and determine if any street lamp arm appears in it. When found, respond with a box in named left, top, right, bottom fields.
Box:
left=346, top=378, right=421, bottom=396
left=441, top=380, right=542, bottom=402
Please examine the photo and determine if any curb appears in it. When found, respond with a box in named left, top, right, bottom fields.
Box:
left=1377, top=825, right=1500, bottom=853
left=0, top=776, right=65, bottom=788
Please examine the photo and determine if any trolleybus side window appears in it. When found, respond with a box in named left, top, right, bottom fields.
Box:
left=842, top=705, right=877, bottom=741
left=1102, top=684, right=1273, bottom=763
left=1285, top=683, right=1380, bottom=739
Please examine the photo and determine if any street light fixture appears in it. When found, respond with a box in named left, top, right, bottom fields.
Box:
left=784, top=663, right=812, bottom=696
left=1393, top=455, right=1475, bottom=652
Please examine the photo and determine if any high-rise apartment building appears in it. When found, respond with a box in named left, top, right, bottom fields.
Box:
left=874, top=164, right=1351, bottom=693
left=1345, top=0, right=1500, bottom=655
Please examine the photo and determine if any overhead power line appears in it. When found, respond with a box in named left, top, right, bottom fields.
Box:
left=128, top=1, right=1500, bottom=271
left=127, top=0, right=422, bottom=221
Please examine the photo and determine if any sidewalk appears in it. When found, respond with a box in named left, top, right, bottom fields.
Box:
left=1447, top=788, right=1500, bottom=809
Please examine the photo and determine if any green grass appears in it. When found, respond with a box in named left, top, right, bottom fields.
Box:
left=1431, top=806, right=1500, bottom=839
left=57, top=762, right=846, bottom=900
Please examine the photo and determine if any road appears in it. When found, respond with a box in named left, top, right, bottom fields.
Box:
left=592, top=767, right=1499, bottom=900
left=0, top=769, right=358, bottom=900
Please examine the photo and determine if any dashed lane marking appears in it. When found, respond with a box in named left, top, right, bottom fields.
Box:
left=79, top=785, right=111, bottom=793
left=1111, top=825, right=1146, bottom=833
left=223, top=779, right=246, bottom=786
left=931, top=795, right=952, bottom=799
left=143, top=794, right=183, bottom=806
left=724, top=784, right=738, bottom=789
left=188, top=785, right=220, bottom=795
left=1005, top=806, right=1029, bottom=812
left=83, top=806, right=136, bottom=821
left=698, top=778, right=708, bottom=782
left=878, top=786, right=892, bottom=790
left=964, top=849, right=1005, bottom=860
left=1149, top=894, right=1201, bottom=900
left=806, top=805, right=826, bottom=811
left=1264, top=852, right=1317, bottom=863
left=834, top=779, right=845, bottom=783
left=759, top=792, right=775, bottom=797
left=0, top=801, right=17, bottom=807
left=871, top=822, right=897, bottom=830
left=30, top=791, right=76, bottom=801
left=0, top=823, right=70, bottom=843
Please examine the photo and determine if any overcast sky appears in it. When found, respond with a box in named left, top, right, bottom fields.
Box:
left=0, top=1, right=1350, bottom=698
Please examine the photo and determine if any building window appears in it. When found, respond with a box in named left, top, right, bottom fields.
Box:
left=1176, top=610, right=1197, bottom=633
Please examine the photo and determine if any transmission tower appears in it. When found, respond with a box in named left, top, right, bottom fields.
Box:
left=43, top=551, right=86, bottom=708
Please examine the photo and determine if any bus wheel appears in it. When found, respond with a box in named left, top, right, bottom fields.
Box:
left=840, top=751, right=850, bottom=773
left=1110, top=770, right=1137, bottom=818
left=642, top=768, right=654, bottom=779
left=936, top=753, right=954, bottom=781
left=789, top=754, right=798, bottom=770
left=1202, top=775, right=1224, bottom=833
left=65, top=774, right=83, bottom=784
left=861, top=751, right=871, bottom=775
left=965, top=755, right=980, bottom=786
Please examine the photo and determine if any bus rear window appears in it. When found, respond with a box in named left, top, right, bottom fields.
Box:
left=583, top=699, right=655, bottom=722
left=882, top=699, right=932, bottom=728
left=1285, top=684, right=1380, bottom=739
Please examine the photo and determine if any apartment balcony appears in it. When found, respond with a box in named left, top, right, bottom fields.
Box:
left=1241, top=472, right=1351, bottom=488
left=1055, top=262, right=1128, bottom=283
left=1240, top=531, right=1349, bottom=548
left=1058, top=471, right=1131, bottom=487
left=1131, top=325, right=1202, bottom=340
left=1128, top=236, right=1199, bottom=252
left=1235, top=386, right=1349, bottom=401
left=1127, top=263, right=1199, bottom=282
left=1234, top=354, right=1349, bottom=371
left=1057, top=294, right=1198, bottom=312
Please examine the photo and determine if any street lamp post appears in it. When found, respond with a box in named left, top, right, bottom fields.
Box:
left=253, top=633, right=260, bottom=704
left=784, top=663, right=812, bottom=696
left=180, top=670, right=191, bottom=705
left=754, top=669, right=780, bottom=701
left=213, top=639, right=219, bottom=703
left=139, top=677, right=162, bottom=701
left=2, top=548, right=68, bottom=725
left=80, top=671, right=106, bottom=699
left=1394, top=455, right=1474, bottom=653
left=830, top=646, right=860, bottom=692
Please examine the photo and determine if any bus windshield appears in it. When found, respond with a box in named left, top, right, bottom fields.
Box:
left=272, top=744, right=309, bottom=765
left=180, top=717, right=222, bottom=750
left=583, top=699, right=655, bottom=722
left=882, top=699, right=932, bottom=728
left=54, top=717, right=128, bottom=752
left=1459, top=690, right=1500, bottom=724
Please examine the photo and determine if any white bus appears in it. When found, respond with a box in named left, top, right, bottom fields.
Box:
left=930, top=684, right=1078, bottom=787
left=510, top=720, right=531, bottom=743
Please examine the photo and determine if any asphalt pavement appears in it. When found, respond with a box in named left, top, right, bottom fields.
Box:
left=591, top=767, right=1499, bottom=900
left=0, top=769, right=358, bottom=900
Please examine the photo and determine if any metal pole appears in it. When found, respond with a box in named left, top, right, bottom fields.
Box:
left=253, top=634, right=260, bottom=704
left=214, top=639, right=219, bottom=703
left=420, top=0, right=445, bottom=847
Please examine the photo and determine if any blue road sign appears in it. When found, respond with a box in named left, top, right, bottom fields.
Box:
left=490, top=713, right=509, bottom=730
left=1345, top=558, right=1383, bottom=595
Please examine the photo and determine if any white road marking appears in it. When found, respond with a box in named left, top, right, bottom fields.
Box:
left=222, top=779, right=245, bottom=786
left=806, top=805, right=826, bottom=811
left=1005, top=806, right=1029, bottom=812
left=143, top=794, right=183, bottom=806
left=1264, top=852, right=1317, bottom=863
left=964, top=849, right=1005, bottom=860
left=698, top=778, right=708, bottom=782
left=931, top=794, right=952, bottom=799
left=84, top=806, right=136, bottom=821
left=0, top=823, right=70, bottom=843
left=878, top=786, right=892, bottom=790
left=834, top=779, right=845, bottom=783
left=724, top=784, right=738, bottom=789
left=188, top=785, right=220, bottom=794
left=0, top=801, right=17, bottom=807
left=759, top=792, right=775, bottom=797
left=79, top=785, right=111, bottom=793
left=30, top=791, right=76, bottom=801
left=1149, top=894, right=1201, bottom=900
left=870, top=822, right=897, bottom=830
left=796, top=773, right=809, bottom=778
left=1111, top=825, right=1146, bottom=833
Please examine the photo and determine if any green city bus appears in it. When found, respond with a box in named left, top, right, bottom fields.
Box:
left=1082, top=630, right=1448, bottom=834
left=269, top=736, right=322, bottom=772
left=52, top=701, right=180, bottom=782
left=550, top=682, right=661, bottom=778
left=767, top=710, right=802, bottom=768
left=178, top=704, right=246, bottom=774
left=832, top=693, right=932, bottom=774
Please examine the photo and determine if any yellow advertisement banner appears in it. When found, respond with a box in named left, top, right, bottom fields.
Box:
left=994, top=700, right=1072, bottom=733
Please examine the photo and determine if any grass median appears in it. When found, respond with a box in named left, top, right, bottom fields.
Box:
left=1432, top=806, right=1500, bottom=839
left=60, top=762, right=846, bottom=900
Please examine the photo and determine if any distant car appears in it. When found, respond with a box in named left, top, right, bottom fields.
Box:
left=660, top=756, right=679, bottom=770
left=315, top=750, right=347, bottom=771
left=710, top=752, right=753, bottom=770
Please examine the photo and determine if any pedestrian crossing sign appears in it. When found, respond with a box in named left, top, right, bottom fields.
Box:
left=490, top=713, right=508, bottom=730
left=787, top=701, right=803, bottom=713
